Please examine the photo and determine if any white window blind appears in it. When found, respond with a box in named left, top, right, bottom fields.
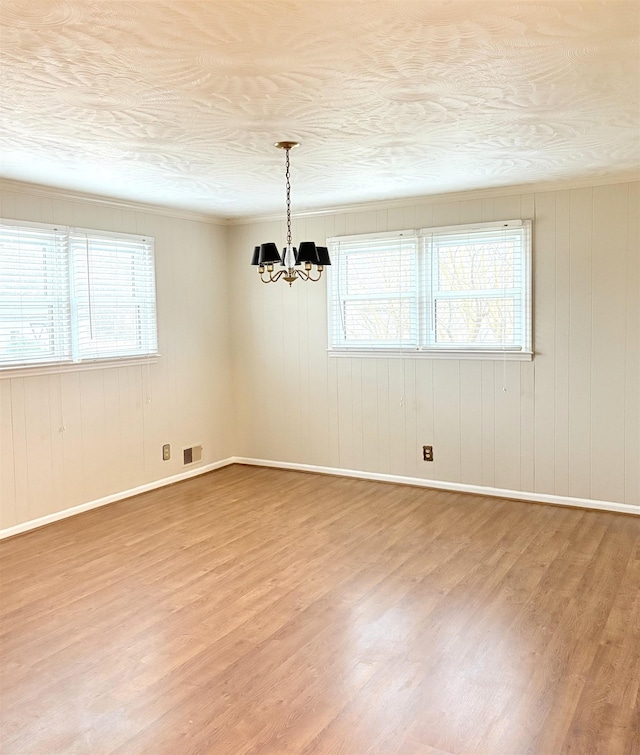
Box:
left=427, top=224, right=526, bottom=349
left=0, top=221, right=71, bottom=366
left=329, top=233, right=418, bottom=348
left=70, top=230, right=157, bottom=360
left=0, top=220, right=157, bottom=370
left=328, top=220, right=532, bottom=358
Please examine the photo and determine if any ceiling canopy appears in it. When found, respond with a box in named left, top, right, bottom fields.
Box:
left=1, top=0, right=638, bottom=217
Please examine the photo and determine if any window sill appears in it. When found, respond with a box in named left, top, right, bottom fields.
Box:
left=0, top=355, right=160, bottom=379
left=327, top=348, right=533, bottom=361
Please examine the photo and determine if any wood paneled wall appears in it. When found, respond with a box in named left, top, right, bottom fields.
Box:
left=1, top=179, right=637, bottom=532
left=229, top=181, right=639, bottom=509
left=0, top=188, right=234, bottom=529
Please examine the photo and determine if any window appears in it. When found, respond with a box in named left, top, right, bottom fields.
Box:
left=0, top=220, right=158, bottom=370
left=328, top=220, right=532, bottom=358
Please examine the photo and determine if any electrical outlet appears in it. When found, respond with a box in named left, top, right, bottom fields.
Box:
left=162, top=444, right=170, bottom=461
left=422, top=445, right=433, bottom=462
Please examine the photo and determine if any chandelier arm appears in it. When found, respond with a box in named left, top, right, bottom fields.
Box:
left=259, top=267, right=285, bottom=283
left=306, top=268, right=323, bottom=282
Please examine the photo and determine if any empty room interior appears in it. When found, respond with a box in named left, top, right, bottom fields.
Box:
left=1, top=1, right=639, bottom=754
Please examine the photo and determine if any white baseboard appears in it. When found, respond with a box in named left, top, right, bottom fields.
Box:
left=0, top=458, right=236, bottom=540
left=231, top=457, right=640, bottom=517
left=3, top=455, right=637, bottom=539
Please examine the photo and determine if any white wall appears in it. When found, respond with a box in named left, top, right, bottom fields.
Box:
left=1, top=178, right=637, bottom=533
left=229, top=181, right=639, bottom=509
left=0, top=186, right=234, bottom=530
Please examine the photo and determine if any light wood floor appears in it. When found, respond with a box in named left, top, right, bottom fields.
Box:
left=1, top=465, right=639, bottom=755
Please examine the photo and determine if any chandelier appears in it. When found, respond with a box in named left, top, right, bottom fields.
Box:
left=250, top=141, right=330, bottom=285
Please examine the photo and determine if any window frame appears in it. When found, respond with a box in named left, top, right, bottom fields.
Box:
left=0, top=219, right=159, bottom=376
left=327, top=219, right=533, bottom=360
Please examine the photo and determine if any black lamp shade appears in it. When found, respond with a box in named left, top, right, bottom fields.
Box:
left=258, top=243, right=282, bottom=265
left=316, top=246, right=331, bottom=266
left=250, top=246, right=260, bottom=265
left=296, top=241, right=319, bottom=264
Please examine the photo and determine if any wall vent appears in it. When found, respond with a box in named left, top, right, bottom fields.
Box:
left=183, top=444, right=202, bottom=466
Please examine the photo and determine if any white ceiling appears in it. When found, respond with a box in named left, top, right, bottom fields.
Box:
left=1, top=0, right=638, bottom=218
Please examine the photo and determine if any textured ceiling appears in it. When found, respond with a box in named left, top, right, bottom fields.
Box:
left=0, top=0, right=639, bottom=218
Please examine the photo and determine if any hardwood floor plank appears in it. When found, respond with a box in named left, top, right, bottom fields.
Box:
left=1, top=465, right=639, bottom=755
left=559, top=530, right=640, bottom=755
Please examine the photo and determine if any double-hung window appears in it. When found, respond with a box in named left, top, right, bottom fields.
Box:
left=0, top=219, right=158, bottom=370
left=328, top=219, right=532, bottom=358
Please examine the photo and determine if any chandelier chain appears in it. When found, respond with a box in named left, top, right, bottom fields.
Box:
left=285, top=147, right=292, bottom=248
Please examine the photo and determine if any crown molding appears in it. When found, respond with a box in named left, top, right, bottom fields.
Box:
left=2, top=171, right=638, bottom=228
left=0, top=178, right=227, bottom=226
left=227, top=171, right=640, bottom=226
